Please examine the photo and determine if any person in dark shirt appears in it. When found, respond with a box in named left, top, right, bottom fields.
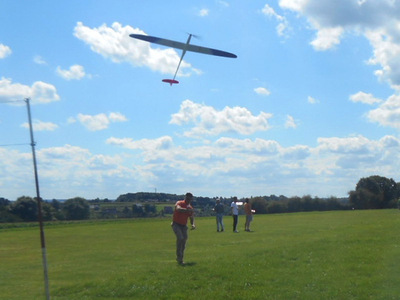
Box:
left=213, top=198, right=225, bottom=232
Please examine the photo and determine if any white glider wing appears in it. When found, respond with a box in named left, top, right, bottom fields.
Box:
left=129, top=34, right=237, bottom=58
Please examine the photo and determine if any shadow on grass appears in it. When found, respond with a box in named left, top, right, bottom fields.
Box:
left=178, top=262, right=197, bottom=267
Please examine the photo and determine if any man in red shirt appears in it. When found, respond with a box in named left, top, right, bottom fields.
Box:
left=172, top=192, right=196, bottom=265
left=244, top=198, right=255, bottom=232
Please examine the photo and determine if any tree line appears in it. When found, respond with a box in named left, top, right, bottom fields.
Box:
left=0, top=197, right=90, bottom=223
left=1, top=175, right=400, bottom=222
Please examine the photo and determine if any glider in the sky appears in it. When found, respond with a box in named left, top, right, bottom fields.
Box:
left=129, top=33, right=237, bottom=85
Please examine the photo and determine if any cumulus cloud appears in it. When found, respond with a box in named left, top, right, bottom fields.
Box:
left=0, top=77, right=60, bottom=104
left=74, top=22, right=196, bottom=77
left=254, top=87, right=271, bottom=96
left=56, top=64, right=86, bottom=80
left=0, top=44, right=12, bottom=59
left=169, top=100, right=272, bottom=137
left=109, top=112, right=128, bottom=122
left=317, top=135, right=373, bottom=154
left=21, top=120, right=58, bottom=131
left=107, top=136, right=175, bottom=164
left=279, top=0, right=400, bottom=88
left=310, top=26, right=344, bottom=50
left=367, top=94, right=400, bottom=128
left=3, top=132, right=400, bottom=199
left=215, top=137, right=280, bottom=154
left=366, top=29, right=400, bottom=89
left=261, top=4, right=289, bottom=36
left=79, top=134, right=400, bottom=197
left=107, top=136, right=173, bottom=151
left=74, top=112, right=128, bottom=131
left=28, top=144, right=138, bottom=198
left=350, top=91, right=382, bottom=104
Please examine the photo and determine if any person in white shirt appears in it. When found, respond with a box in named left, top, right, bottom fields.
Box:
left=230, top=197, right=239, bottom=232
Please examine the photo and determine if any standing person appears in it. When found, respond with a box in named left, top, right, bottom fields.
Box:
left=213, top=198, right=225, bottom=232
left=231, top=197, right=239, bottom=233
left=244, top=198, right=255, bottom=232
left=171, top=192, right=196, bottom=265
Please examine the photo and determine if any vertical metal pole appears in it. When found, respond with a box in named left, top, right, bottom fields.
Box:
left=25, top=98, right=50, bottom=300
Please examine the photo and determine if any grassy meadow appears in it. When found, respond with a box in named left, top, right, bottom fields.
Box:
left=1, top=209, right=400, bottom=299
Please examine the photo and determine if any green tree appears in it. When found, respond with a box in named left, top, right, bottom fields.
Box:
left=50, top=199, right=61, bottom=210
left=251, top=197, right=268, bottom=214
left=132, top=204, right=144, bottom=217
left=41, top=202, right=56, bottom=221
left=349, top=175, right=398, bottom=209
left=63, top=197, right=90, bottom=220
left=9, top=196, right=38, bottom=221
left=0, top=198, right=20, bottom=222
left=144, top=203, right=156, bottom=215
left=267, top=201, right=286, bottom=214
left=0, top=197, right=10, bottom=207
left=287, top=196, right=302, bottom=212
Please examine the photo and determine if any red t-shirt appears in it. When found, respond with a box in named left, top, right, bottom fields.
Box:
left=173, top=200, right=193, bottom=225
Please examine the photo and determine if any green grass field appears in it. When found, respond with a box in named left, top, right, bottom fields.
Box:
left=1, top=210, right=399, bottom=299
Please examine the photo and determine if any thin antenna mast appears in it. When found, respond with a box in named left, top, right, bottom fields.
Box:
left=25, top=98, right=50, bottom=300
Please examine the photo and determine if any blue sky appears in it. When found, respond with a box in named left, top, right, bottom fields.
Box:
left=1, top=0, right=400, bottom=200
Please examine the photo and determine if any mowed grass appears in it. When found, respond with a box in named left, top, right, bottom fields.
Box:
left=1, top=210, right=400, bottom=299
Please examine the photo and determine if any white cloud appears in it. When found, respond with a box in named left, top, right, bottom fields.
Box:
left=33, top=55, right=47, bottom=65
left=367, top=94, right=400, bottom=128
left=218, top=1, right=229, bottom=8
left=169, top=100, right=272, bottom=137
left=308, top=96, right=320, bottom=104
left=285, top=115, right=297, bottom=128
left=310, top=26, right=344, bottom=51
left=279, top=0, right=400, bottom=88
left=366, top=29, right=400, bottom=89
left=262, top=4, right=279, bottom=18
left=261, top=4, right=289, bottom=36
left=21, top=120, right=58, bottom=131
left=67, top=117, right=76, bottom=124
left=198, top=9, right=209, bottom=17
left=109, top=112, right=128, bottom=122
left=279, top=0, right=306, bottom=11
left=3, top=133, right=400, bottom=199
left=317, top=135, right=373, bottom=154
left=254, top=87, right=271, bottom=96
left=77, top=113, right=109, bottom=131
left=75, top=112, right=128, bottom=131
left=74, top=22, right=195, bottom=77
left=0, top=77, right=60, bottom=104
left=56, top=64, right=86, bottom=80
left=0, top=44, right=12, bottom=59
left=107, top=136, right=173, bottom=151
left=350, top=91, right=382, bottom=104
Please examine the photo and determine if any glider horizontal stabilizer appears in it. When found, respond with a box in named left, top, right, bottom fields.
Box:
left=162, top=79, right=179, bottom=85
